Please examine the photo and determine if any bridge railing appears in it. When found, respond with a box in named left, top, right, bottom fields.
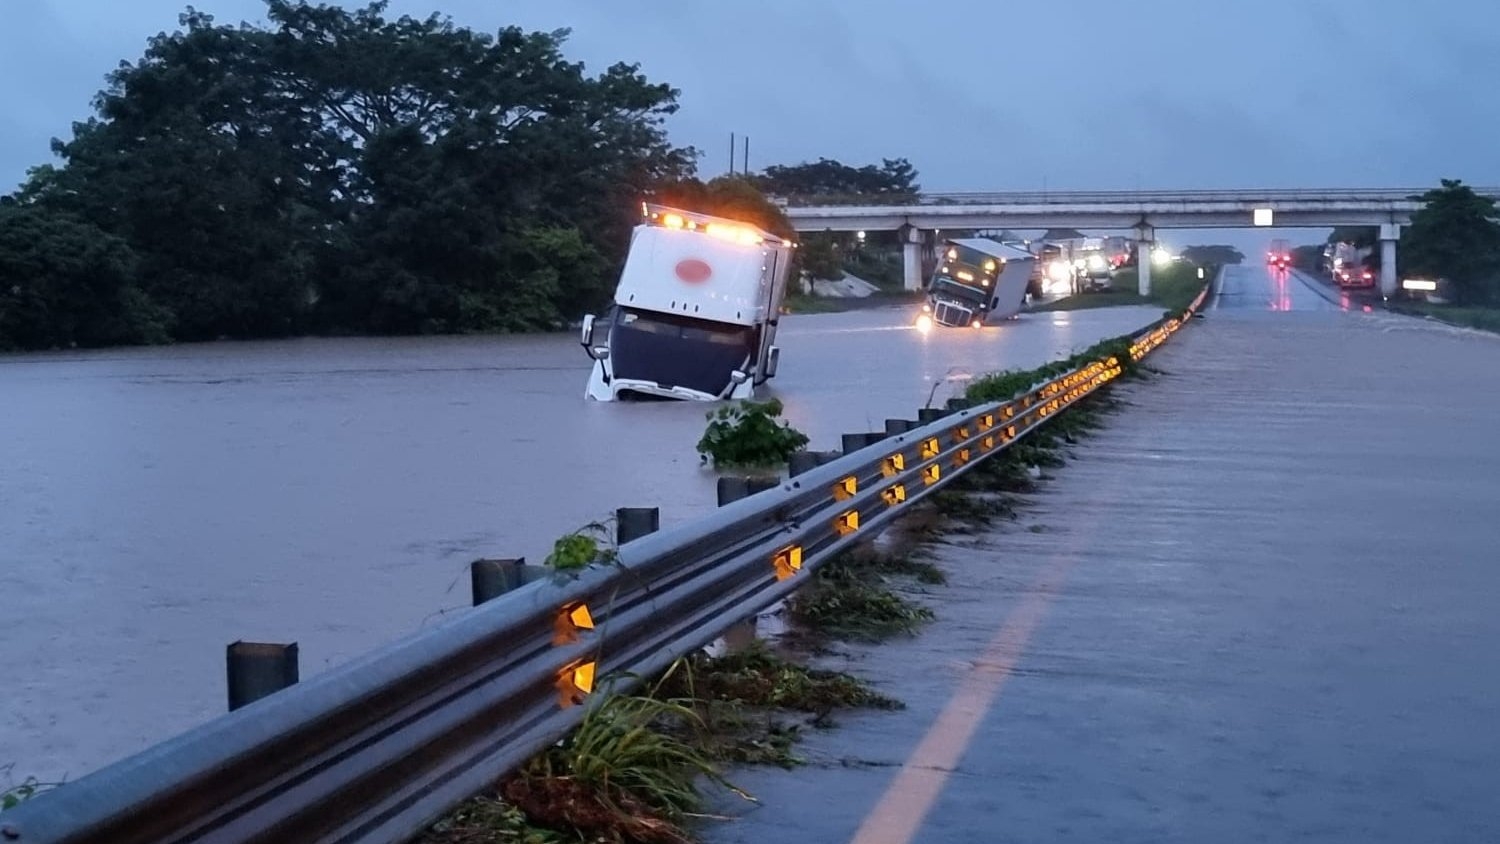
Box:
left=0, top=286, right=1212, bottom=844
left=776, top=187, right=1496, bottom=209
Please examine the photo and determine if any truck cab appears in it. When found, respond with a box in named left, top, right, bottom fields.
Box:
left=580, top=205, right=794, bottom=401
left=922, top=238, right=1036, bottom=327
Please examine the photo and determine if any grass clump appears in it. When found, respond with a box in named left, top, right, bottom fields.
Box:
left=659, top=645, right=903, bottom=714
left=427, top=691, right=737, bottom=844
left=696, top=398, right=810, bottom=470
left=425, top=645, right=908, bottom=843
left=790, top=551, right=935, bottom=642
left=503, top=694, right=726, bottom=844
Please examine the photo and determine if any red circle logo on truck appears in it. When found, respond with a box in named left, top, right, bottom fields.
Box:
left=675, top=259, right=712, bottom=284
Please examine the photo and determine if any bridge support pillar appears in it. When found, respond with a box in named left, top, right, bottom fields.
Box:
left=1379, top=224, right=1400, bottom=299
left=901, top=226, right=925, bottom=291
left=1135, top=224, right=1156, bottom=298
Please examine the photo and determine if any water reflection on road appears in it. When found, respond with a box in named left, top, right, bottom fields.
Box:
left=0, top=304, right=1162, bottom=781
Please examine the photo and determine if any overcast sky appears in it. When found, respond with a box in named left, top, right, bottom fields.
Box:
left=3, top=0, right=1497, bottom=247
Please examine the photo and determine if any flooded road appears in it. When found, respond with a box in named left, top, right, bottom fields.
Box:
left=704, top=308, right=1500, bottom=844
left=0, top=304, right=1162, bottom=782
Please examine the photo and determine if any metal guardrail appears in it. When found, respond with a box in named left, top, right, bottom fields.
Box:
left=779, top=187, right=1500, bottom=209
left=0, top=284, right=1211, bottom=844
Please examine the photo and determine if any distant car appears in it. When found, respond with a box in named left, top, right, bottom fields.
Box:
left=1074, top=251, right=1114, bottom=292
left=1334, top=265, right=1375, bottom=288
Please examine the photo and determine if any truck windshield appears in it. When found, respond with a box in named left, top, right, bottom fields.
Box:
left=932, top=276, right=988, bottom=304
left=609, top=309, right=755, bottom=396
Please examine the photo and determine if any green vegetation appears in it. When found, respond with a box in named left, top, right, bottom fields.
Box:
left=789, top=547, right=936, bottom=642
left=0, top=3, right=919, bottom=352
left=1388, top=302, right=1500, bottom=334
left=658, top=645, right=903, bottom=714
left=1030, top=263, right=1209, bottom=315
left=779, top=293, right=847, bottom=314
left=1179, top=245, right=1245, bottom=266
left=426, top=647, right=902, bottom=843
left=1, top=771, right=59, bottom=811
left=696, top=399, right=810, bottom=470
left=965, top=335, right=1137, bottom=404
left=1399, top=179, right=1500, bottom=306
left=751, top=158, right=919, bottom=200
left=544, top=523, right=616, bottom=571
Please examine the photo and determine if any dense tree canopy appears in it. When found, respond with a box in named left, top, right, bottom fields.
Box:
left=753, top=157, right=919, bottom=199
left=1399, top=179, right=1500, bottom=305
left=2, top=1, right=694, bottom=349
left=1180, top=245, right=1245, bottom=265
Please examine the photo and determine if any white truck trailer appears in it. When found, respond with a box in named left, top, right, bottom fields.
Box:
left=580, top=204, right=796, bottom=401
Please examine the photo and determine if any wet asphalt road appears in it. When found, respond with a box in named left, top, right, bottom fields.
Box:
left=0, top=303, right=1162, bottom=783
left=704, top=274, right=1500, bottom=842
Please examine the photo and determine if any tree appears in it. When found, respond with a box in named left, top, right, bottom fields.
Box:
left=797, top=235, right=844, bottom=281
left=651, top=176, right=796, bottom=241
left=0, top=205, right=169, bottom=350
left=753, top=157, right=919, bottom=199
left=1327, top=226, right=1378, bottom=248
left=13, top=2, right=695, bottom=345
left=1180, top=245, right=1245, bottom=265
left=1400, top=179, right=1500, bottom=305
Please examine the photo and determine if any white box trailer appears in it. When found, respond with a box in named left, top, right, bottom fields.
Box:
left=580, top=204, right=796, bottom=401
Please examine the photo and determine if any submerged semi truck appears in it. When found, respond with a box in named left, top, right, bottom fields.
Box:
left=920, top=238, right=1037, bottom=328
left=580, top=204, right=795, bottom=401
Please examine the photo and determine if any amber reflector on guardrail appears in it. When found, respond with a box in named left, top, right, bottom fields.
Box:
left=552, top=603, right=595, bottom=645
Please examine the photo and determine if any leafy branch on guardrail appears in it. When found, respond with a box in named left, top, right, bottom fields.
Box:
left=696, top=398, right=810, bottom=470
left=1, top=770, right=60, bottom=812
left=544, top=522, right=617, bottom=570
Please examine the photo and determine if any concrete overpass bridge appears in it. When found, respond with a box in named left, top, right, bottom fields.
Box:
left=782, top=187, right=1498, bottom=297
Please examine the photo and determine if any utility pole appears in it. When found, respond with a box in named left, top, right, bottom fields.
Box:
left=729, top=132, right=736, bottom=176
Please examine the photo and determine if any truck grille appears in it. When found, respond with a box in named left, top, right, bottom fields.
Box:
left=933, top=301, right=974, bottom=327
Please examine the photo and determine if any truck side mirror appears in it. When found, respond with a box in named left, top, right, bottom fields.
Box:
left=765, top=346, right=780, bottom=378
left=579, top=314, right=596, bottom=347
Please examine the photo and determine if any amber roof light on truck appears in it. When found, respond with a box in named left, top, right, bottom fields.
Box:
left=640, top=202, right=795, bottom=249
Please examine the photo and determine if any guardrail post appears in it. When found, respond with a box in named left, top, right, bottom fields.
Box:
left=615, top=507, right=661, bottom=544
left=841, top=432, right=887, bottom=455
left=471, top=557, right=539, bottom=606
left=885, top=418, right=917, bottom=435
left=788, top=449, right=842, bottom=477
left=716, top=476, right=779, bottom=505
left=226, top=641, right=299, bottom=711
